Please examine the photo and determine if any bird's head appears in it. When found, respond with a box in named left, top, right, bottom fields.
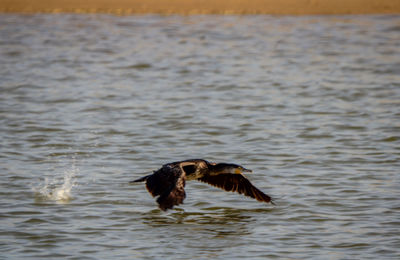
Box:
left=211, top=163, right=252, bottom=174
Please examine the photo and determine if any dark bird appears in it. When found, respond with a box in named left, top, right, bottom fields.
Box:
left=131, top=159, right=274, bottom=211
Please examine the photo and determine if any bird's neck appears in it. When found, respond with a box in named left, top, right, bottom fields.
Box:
left=207, top=164, right=226, bottom=176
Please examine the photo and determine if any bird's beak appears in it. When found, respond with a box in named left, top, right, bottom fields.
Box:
left=242, top=168, right=252, bottom=173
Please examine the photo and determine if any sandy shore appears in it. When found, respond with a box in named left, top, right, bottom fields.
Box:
left=1, top=0, right=400, bottom=15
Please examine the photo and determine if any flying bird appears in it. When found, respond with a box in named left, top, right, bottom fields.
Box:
left=131, top=159, right=274, bottom=211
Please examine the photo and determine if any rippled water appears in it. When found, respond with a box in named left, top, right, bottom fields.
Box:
left=1, top=14, right=400, bottom=259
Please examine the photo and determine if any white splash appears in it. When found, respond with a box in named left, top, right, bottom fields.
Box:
left=34, top=164, right=78, bottom=204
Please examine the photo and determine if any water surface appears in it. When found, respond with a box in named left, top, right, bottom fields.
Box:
left=1, top=14, right=399, bottom=259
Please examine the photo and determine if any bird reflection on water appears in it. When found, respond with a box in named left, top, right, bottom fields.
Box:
left=141, top=207, right=254, bottom=238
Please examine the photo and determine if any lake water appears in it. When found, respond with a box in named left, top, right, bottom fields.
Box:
left=1, top=14, right=399, bottom=259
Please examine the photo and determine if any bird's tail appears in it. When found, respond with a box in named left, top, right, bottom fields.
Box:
left=130, top=174, right=152, bottom=183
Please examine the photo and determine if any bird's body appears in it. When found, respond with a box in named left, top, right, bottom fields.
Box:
left=131, top=159, right=274, bottom=211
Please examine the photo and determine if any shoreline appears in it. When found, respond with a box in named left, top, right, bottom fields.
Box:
left=1, top=0, right=400, bottom=15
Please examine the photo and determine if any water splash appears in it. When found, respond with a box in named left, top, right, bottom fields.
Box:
left=34, top=164, right=78, bottom=204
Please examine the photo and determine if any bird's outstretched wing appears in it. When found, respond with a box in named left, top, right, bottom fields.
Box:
left=198, top=174, right=274, bottom=204
left=145, top=164, right=186, bottom=211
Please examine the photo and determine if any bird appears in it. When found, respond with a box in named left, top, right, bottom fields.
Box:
left=131, top=159, right=274, bottom=211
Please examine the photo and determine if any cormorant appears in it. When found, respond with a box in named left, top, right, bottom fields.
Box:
left=131, top=159, right=274, bottom=211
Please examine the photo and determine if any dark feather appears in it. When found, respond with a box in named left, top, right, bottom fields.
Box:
left=156, top=175, right=186, bottom=211
left=130, top=174, right=152, bottom=183
left=145, top=164, right=186, bottom=210
left=198, top=174, right=274, bottom=204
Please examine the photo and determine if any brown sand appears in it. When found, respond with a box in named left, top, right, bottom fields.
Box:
left=0, top=0, right=399, bottom=15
